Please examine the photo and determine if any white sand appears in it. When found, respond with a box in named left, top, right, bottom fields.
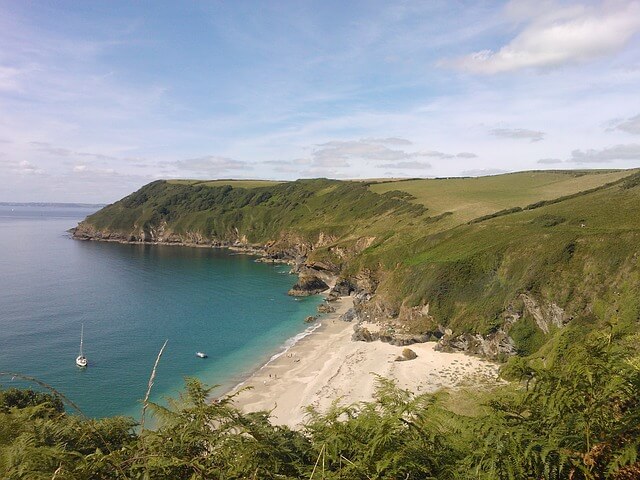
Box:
left=230, top=297, right=501, bottom=428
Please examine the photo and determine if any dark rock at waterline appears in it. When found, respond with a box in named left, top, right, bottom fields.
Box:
left=304, top=315, right=318, bottom=323
left=288, top=276, right=329, bottom=296
left=326, top=291, right=340, bottom=302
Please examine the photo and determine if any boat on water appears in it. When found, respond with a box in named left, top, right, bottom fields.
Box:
left=196, top=352, right=208, bottom=358
left=76, top=324, right=88, bottom=368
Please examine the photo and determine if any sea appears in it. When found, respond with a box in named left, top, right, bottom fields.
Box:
left=0, top=204, right=323, bottom=418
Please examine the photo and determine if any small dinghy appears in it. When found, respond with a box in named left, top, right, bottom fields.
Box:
left=196, top=352, right=208, bottom=358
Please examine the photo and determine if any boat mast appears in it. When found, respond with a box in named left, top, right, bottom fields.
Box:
left=79, top=324, right=84, bottom=357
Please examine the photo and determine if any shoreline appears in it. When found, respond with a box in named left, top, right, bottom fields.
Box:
left=70, top=233, right=280, bottom=260
left=75, top=233, right=503, bottom=427
left=228, top=296, right=502, bottom=429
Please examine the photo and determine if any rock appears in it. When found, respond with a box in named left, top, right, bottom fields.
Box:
left=394, top=348, right=418, bottom=362
left=340, top=307, right=358, bottom=322
left=351, top=327, right=378, bottom=342
left=520, top=293, right=567, bottom=333
left=330, top=278, right=357, bottom=297
left=436, top=331, right=517, bottom=360
left=288, top=276, right=329, bottom=296
left=326, top=291, right=340, bottom=302
left=402, top=348, right=417, bottom=360
left=317, top=302, right=336, bottom=313
left=304, top=315, right=318, bottom=323
left=379, top=333, right=431, bottom=346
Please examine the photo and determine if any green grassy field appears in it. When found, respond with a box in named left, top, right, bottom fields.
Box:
left=369, top=169, right=637, bottom=228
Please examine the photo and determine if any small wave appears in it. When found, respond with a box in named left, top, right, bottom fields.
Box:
left=225, top=322, right=322, bottom=394
left=266, top=322, right=322, bottom=364
left=225, top=321, right=322, bottom=395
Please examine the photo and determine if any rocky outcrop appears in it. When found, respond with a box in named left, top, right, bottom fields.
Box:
left=340, top=308, right=358, bottom=322
left=435, top=330, right=517, bottom=360
left=351, top=324, right=435, bottom=346
left=288, top=276, right=329, bottom=296
left=520, top=294, right=567, bottom=333
left=330, top=278, right=357, bottom=296
left=317, top=302, right=336, bottom=313
left=435, top=294, right=569, bottom=360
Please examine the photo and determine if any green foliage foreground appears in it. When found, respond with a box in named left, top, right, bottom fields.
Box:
left=1, top=333, right=639, bottom=479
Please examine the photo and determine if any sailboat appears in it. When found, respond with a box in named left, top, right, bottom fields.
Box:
left=76, top=324, right=88, bottom=368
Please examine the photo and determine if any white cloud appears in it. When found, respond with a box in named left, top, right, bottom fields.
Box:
left=311, top=140, right=412, bottom=166
left=419, top=150, right=455, bottom=159
left=172, top=155, right=249, bottom=174
left=29, top=141, right=138, bottom=163
left=362, top=137, right=413, bottom=145
left=609, top=113, right=640, bottom=135
left=16, top=160, right=45, bottom=175
left=537, top=158, right=563, bottom=164
left=569, top=143, right=640, bottom=163
left=0, top=65, right=25, bottom=92
left=72, top=164, right=116, bottom=175
left=490, top=128, right=545, bottom=142
left=460, top=168, right=507, bottom=176
left=307, top=139, right=477, bottom=169
left=449, top=1, right=640, bottom=74
left=378, top=161, right=432, bottom=170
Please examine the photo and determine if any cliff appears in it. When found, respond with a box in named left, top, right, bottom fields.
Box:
left=73, top=171, right=640, bottom=361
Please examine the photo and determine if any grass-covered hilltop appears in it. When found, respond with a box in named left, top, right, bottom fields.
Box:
left=74, top=169, right=640, bottom=361
left=3, top=169, right=638, bottom=479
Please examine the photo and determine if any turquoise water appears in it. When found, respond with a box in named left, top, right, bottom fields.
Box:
left=0, top=205, right=322, bottom=418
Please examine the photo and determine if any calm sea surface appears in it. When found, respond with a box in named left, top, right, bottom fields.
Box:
left=0, top=205, right=322, bottom=418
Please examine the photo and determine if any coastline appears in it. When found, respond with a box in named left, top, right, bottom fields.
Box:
left=73, top=233, right=502, bottom=427
left=228, top=296, right=502, bottom=429
left=70, top=234, right=276, bottom=259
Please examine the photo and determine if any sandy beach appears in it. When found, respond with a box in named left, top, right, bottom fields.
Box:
left=230, top=297, right=501, bottom=428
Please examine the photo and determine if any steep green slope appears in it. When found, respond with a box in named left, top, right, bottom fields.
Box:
left=76, top=178, right=427, bottom=261
left=371, top=175, right=640, bottom=358
left=74, top=170, right=640, bottom=360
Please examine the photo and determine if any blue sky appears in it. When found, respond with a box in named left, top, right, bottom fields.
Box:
left=1, top=0, right=640, bottom=202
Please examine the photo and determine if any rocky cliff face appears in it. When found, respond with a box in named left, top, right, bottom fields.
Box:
left=519, top=294, right=568, bottom=333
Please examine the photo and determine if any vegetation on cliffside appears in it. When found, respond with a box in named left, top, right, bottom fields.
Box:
left=75, top=169, right=640, bottom=362
left=2, top=332, right=639, bottom=479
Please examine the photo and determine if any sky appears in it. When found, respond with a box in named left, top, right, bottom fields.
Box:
left=1, top=0, right=640, bottom=203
